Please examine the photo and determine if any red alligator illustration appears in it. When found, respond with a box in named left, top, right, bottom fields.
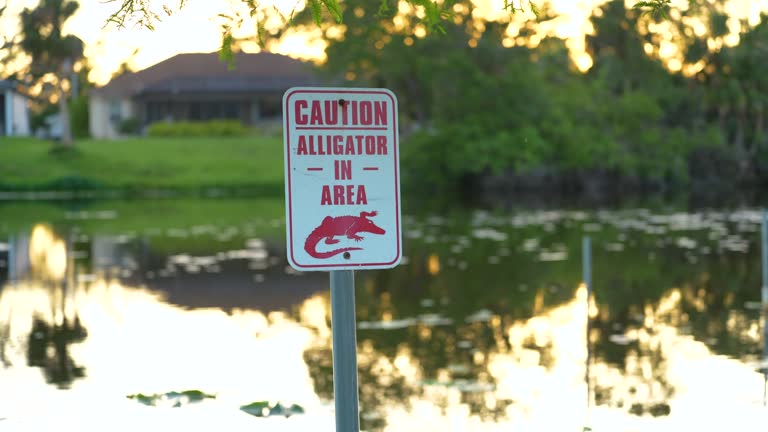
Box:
left=304, top=211, right=386, bottom=259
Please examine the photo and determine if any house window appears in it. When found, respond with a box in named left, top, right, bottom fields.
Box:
left=189, top=102, right=202, bottom=121
left=146, top=101, right=171, bottom=123
left=109, top=100, right=122, bottom=123
left=260, top=96, right=281, bottom=119
left=223, top=102, right=240, bottom=119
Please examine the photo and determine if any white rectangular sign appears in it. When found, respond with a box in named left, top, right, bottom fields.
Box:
left=283, top=87, right=401, bottom=271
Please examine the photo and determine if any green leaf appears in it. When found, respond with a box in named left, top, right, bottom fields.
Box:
left=377, top=0, right=390, bottom=17
left=632, top=0, right=672, bottom=17
left=529, top=1, right=540, bottom=18
left=219, top=30, right=235, bottom=70
left=321, top=0, right=343, bottom=23
left=256, top=15, right=269, bottom=47
left=308, top=0, right=322, bottom=25
left=246, top=0, right=259, bottom=17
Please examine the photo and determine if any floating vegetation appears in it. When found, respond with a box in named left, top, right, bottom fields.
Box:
left=419, top=314, right=453, bottom=326
left=167, top=228, right=190, bottom=238
left=471, top=228, right=507, bottom=242
left=246, top=238, right=266, bottom=249
left=629, top=402, right=671, bottom=417
left=358, top=318, right=416, bottom=330
left=719, top=236, right=749, bottom=253
left=583, top=223, right=602, bottom=232
left=456, top=340, right=473, bottom=349
left=64, top=210, right=118, bottom=220
left=240, top=401, right=305, bottom=418
left=404, top=229, right=424, bottom=239
left=465, top=309, right=494, bottom=323
left=420, top=299, right=435, bottom=307
left=358, top=314, right=453, bottom=330
left=127, top=390, right=216, bottom=407
left=608, top=334, right=637, bottom=345
left=419, top=379, right=496, bottom=393
left=447, top=363, right=471, bottom=374
left=522, top=238, right=539, bottom=252
left=538, top=250, right=568, bottom=262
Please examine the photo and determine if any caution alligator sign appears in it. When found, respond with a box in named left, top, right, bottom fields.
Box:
left=283, top=88, right=401, bottom=271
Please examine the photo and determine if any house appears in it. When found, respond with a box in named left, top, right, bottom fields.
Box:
left=89, top=52, right=322, bottom=138
left=0, top=80, right=31, bottom=137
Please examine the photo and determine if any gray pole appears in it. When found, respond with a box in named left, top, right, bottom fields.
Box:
left=583, top=236, right=592, bottom=430
left=330, top=270, right=360, bottom=432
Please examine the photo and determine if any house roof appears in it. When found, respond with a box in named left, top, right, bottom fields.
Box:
left=0, top=80, right=16, bottom=91
left=93, top=52, right=321, bottom=98
left=0, top=80, right=29, bottom=97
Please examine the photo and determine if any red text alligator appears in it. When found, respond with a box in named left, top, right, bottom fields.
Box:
left=304, top=211, right=385, bottom=259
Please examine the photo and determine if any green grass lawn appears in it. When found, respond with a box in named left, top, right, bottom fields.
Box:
left=0, top=136, right=284, bottom=191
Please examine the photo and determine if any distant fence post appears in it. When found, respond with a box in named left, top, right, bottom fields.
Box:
left=7, top=235, right=14, bottom=283
left=762, top=210, right=768, bottom=406
left=760, top=209, right=768, bottom=406
left=583, top=237, right=592, bottom=298
left=762, top=210, right=767, bottom=303
left=583, top=236, right=592, bottom=430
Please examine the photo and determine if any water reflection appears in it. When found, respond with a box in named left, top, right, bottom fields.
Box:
left=1, top=204, right=767, bottom=431
left=1, top=275, right=333, bottom=430
left=4, top=225, right=90, bottom=389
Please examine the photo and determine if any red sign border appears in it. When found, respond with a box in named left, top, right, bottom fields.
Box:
left=283, top=88, right=401, bottom=270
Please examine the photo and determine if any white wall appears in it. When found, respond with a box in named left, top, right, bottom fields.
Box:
left=89, top=95, right=111, bottom=139
left=121, top=99, right=135, bottom=120
left=3, top=90, right=10, bottom=136
left=11, top=92, right=30, bottom=136
left=89, top=95, right=135, bottom=139
left=2, top=90, right=31, bottom=137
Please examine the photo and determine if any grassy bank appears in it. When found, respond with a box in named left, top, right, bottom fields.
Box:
left=0, top=137, right=284, bottom=193
left=0, top=198, right=287, bottom=255
left=0, top=198, right=285, bottom=234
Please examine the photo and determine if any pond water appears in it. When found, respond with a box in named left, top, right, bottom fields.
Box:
left=0, top=198, right=767, bottom=431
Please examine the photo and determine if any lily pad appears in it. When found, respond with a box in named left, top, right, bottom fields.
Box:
left=240, top=401, right=305, bottom=418
left=127, top=390, right=216, bottom=407
left=240, top=401, right=270, bottom=417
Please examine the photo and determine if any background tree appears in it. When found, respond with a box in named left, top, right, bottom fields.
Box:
left=18, top=0, right=84, bottom=147
left=105, top=0, right=697, bottom=60
left=98, top=0, right=765, bottom=190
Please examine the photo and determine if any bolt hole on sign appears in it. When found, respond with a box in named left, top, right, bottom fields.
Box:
left=283, top=87, right=402, bottom=271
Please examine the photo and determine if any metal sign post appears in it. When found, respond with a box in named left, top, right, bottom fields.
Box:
left=330, top=270, right=360, bottom=431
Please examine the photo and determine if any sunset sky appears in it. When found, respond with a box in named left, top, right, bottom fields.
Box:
left=2, top=0, right=766, bottom=85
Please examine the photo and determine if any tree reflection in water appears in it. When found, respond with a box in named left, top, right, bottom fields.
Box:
left=0, top=206, right=765, bottom=431
left=19, top=224, right=89, bottom=388
left=298, top=222, right=764, bottom=431
left=26, top=314, right=87, bottom=388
